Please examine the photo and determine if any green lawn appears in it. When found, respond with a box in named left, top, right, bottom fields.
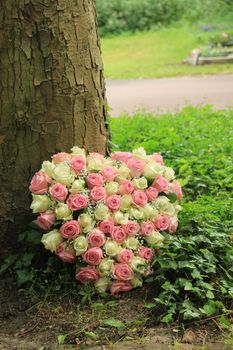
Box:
left=101, top=26, right=233, bottom=79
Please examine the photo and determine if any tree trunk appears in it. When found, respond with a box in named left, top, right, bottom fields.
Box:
left=0, top=0, right=110, bottom=254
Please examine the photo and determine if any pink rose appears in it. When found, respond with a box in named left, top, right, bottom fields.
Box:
left=101, top=166, right=118, bottom=182
left=106, top=195, right=121, bottom=211
left=89, top=152, right=104, bottom=160
left=149, top=153, right=164, bottom=165
left=110, top=226, right=127, bottom=243
left=56, top=243, right=76, bottom=263
left=172, top=180, right=183, bottom=200
left=49, top=183, right=68, bottom=201
left=67, top=194, right=89, bottom=211
left=83, top=247, right=103, bottom=265
left=29, top=172, right=50, bottom=194
left=112, top=263, right=134, bottom=281
left=35, top=212, right=55, bottom=230
left=132, top=190, right=148, bottom=207
left=141, top=221, right=154, bottom=236
left=123, top=221, right=140, bottom=236
left=154, top=214, right=170, bottom=231
left=87, top=173, right=103, bottom=189
left=99, top=219, right=114, bottom=234
left=75, top=267, right=99, bottom=283
left=71, top=155, right=86, bottom=174
left=145, top=187, right=158, bottom=201
left=90, top=186, right=106, bottom=202
left=127, top=158, right=146, bottom=177
left=52, top=152, right=70, bottom=164
left=138, top=247, right=153, bottom=261
left=110, top=281, right=132, bottom=295
left=168, top=217, right=178, bottom=233
left=117, top=249, right=134, bottom=263
left=119, top=180, right=134, bottom=195
left=88, top=229, right=106, bottom=247
left=110, top=151, right=132, bottom=163
left=60, top=220, right=80, bottom=239
left=152, top=176, right=169, bottom=192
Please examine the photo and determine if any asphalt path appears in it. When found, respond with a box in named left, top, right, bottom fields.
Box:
left=106, top=74, right=233, bottom=117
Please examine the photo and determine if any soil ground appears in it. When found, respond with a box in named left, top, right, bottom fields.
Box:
left=0, top=279, right=232, bottom=350
left=106, top=75, right=233, bottom=117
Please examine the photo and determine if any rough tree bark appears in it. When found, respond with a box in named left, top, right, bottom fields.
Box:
left=0, top=0, right=110, bottom=254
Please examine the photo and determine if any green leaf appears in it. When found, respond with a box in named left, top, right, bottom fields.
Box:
left=103, top=318, right=125, bottom=328
left=84, top=331, right=98, bottom=340
left=57, top=334, right=68, bottom=345
left=219, top=315, right=231, bottom=328
left=166, top=193, right=178, bottom=203
left=144, top=303, right=156, bottom=309
left=206, top=290, right=215, bottom=299
left=16, top=269, right=34, bottom=286
left=203, top=301, right=216, bottom=316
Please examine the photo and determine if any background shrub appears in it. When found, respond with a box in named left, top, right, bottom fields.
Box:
left=96, top=0, right=233, bottom=36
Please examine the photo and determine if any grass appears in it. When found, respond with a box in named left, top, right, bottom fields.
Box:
left=101, top=26, right=233, bottom=79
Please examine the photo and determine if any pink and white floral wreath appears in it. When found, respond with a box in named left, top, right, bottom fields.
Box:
left=29, top=147, right=182, bottom=295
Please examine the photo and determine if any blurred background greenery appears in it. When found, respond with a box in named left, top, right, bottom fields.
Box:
left=96, top=0, right=233, bottom=79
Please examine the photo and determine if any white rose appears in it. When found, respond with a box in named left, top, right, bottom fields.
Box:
left=115, top=164, right=131, bottom=182
left=104, top=240, right=120, bottom=257
left=98, top=258, right=114, bottom=276
left=31, top=194, right=52, bottom=213
left=123, top=236, right=139, bottom=250
left=94, top=203, right=110, bottom=221
left=70, top=179, right=85, bottom=193
left=73, top=235, right=88, bottom=255
left=95, top=277, right=110, bottom=293
left=78, top=213, right=95, bottom=233
left=163, top=167, right=175, bottom=181
left=174, top=204, right=182, bottom=214
left=70, top=146, right=86, bottom=157
left=145, top=231, right=164, bottom=246
left=131, top=275, right=143, bottom=288
left=53, top=163, right=75, bottom=186
left=132, top=147, right=147, bottom=160
left=133, top=177, right=148, bottom=189
left=41, top=229, right=62, bottom=252
left=143, top=161, right=163, bottom=179
left=120, top=194, right=132, bottom=212
left=130, top=256, right=147, bottom=274
left=105, top=182, right=119, bottom=195
left=129, top=207, right=145, bottom=220
left=87, top=158, right=103, bottom=171
left=155, top=196, right=175, bottom=215
left=55, top=203, right=72, bottom=220
left=103, top=158, right=115, bottom=166
left=112, top=211, right=129, bottom=225
left=143, top=204, right=158, bottom=220
left=41, top=160, right=55, bottom=177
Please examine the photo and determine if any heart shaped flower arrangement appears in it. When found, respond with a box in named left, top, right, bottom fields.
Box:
left=29, top=147, right=182, bottom=295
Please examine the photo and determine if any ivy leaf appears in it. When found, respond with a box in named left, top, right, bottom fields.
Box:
left=203, top=301, right=216, bottom=316
left=103, top=318, right=125, bottom=328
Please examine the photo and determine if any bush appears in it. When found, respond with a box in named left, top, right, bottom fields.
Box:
left=96, top=0, right=233, bottom=36
left=96, top=0, right=182, bottom=36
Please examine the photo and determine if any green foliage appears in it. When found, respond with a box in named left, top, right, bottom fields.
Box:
left=96, top=0, right=233, bottom=36
left=111, top=106, right=233, bottom=321
left=96, top=0, right=181, bottom=36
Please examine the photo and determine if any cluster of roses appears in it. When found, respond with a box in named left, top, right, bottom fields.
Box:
left=29, top=147, right=182, bottom=295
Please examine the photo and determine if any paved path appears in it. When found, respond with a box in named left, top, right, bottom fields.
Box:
left=106, top=74, right=233, bottom=117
